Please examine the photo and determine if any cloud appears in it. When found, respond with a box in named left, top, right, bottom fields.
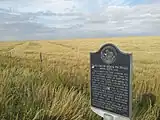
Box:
left=0, top=0, right=79, bottom=13
left=0, top=0, right=160, bottom=40
left=80, top=4, right=160, bottom=35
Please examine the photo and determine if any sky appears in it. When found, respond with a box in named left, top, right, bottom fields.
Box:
left=0, top=0, right=160, bottom=40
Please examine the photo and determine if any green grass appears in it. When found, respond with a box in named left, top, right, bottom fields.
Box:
left=1, top=37, right=160, bottom=120
left=0, top=55, right=100, bottom=120
left=0, top=54, right=159, bottom=120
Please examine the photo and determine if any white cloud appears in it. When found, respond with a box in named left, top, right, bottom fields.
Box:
left=80, top=4, right=160, bottom=35
left=0, top=0, right=160, bottom=40
left=0, top=0, right=79, bottom=13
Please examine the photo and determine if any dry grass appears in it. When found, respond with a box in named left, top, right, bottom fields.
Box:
left=0, top=36, right=160, bottom=120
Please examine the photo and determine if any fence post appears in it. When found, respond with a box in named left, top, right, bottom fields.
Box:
left=40, top=52, right=43, bottom=71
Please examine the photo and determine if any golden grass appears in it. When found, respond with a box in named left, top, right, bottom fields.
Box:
left=0, top=36, right=160, bottom=120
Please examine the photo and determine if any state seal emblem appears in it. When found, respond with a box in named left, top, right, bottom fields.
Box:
left=101, top=45, right=117, bottom=64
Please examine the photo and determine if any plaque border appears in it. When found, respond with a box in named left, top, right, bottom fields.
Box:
left=90, top=43, right=133, bottom=119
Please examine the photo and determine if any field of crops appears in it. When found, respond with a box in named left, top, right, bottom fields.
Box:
left=0, top=36, right=160, bottom=120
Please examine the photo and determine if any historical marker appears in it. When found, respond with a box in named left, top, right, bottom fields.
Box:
left=90, top=43, right=132, bottom=120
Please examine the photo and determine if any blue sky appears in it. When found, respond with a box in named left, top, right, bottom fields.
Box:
left=0, top=0, right=160, bottom=40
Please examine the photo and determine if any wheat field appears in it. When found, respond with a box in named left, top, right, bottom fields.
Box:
left=0, top=36, right=160, bottom=120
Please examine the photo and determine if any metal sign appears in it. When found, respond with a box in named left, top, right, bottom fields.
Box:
left=90, top=43, right=132, bottom=119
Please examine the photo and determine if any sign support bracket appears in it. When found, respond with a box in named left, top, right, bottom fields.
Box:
left=103, top=113, right=114, bottom=120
